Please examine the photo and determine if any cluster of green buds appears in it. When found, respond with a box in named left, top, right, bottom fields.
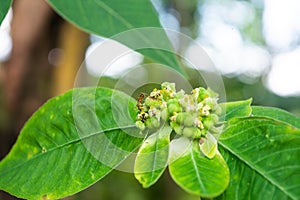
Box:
left=136, top=82, right=222, bottom=139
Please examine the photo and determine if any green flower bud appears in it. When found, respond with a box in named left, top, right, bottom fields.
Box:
left=168, top=104, right=181, bottom=114
left=182, top=127, right=199, bottom=138
left=176, top=112, right=194, bottom=126
left=170, top=121, right=177, bottom=128
left=184, top=115, right=195, bottom=126
left=175, top=112, right=184, bottom=124
left=162, top=82, right=176, bottom=92
left=144, top=98, right=151, bottom=107
left=203, top=118, right=214, bottom=129
left=167, top=99, right=182, bottom=114
left=145, top=118, right=152, bottom=127
left=174, top=125, right=183, bottom=135
left=149, top=117, right=160, bottom=129
left=167, top=99, right=179, bottom=105
left=170, top=121, right=182, bottom=135
left=197, top=87, right=209, bottom=101
left=194, top=128, right=202, bottom=139
left=210, top=114, right=219, bottom=123
left=161, top=109, right=169, bottom=121
left=136, top=121, right=145, bottom=131
left=145, top=98, right=161, bottom=108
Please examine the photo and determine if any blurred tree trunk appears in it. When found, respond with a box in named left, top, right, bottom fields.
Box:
left=0, top=0, right=88, bottom=199
left=0, top=1, right=56, bottom=199
left=1, top=0, right=56, bottom=152
left=53, top=22, right=89, bottom=96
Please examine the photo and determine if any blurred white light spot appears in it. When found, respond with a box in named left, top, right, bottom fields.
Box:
left=196, top=33, right=270, bottom=77
left=207, top=24, right=243, bottom=50
left=0, top=8, right=12, bottom=62
left=198, top=1, right=270, bottom=78
left=238, top=44, right=270, bottom=77
left=48, top=48, right=64, bottom=66
left=224, top=1, right=255, bottom=27
left=85, top=39, right=143, bottom=77
left=205, top=43, right=270, bottom=77
left=0, top=31, right=12, bottom=61
left=266, top=47, right=300, bottom=96
left=263, top=0, right=300, bottom=50
left=200, top=1, right=255, bottom=28
left=184, top=42, right=215, bottom=72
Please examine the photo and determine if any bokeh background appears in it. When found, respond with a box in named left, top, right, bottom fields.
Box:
left=0, top=0, right=300, bottom=199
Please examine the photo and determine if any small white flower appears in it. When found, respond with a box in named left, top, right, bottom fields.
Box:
left=192, top=88, right=199, bottom=100
left=201, top=105, right=211, bottom=116
left=194, top=118, right=204, bottom=129
left=197, top=102, right=204, bottom=110
left=186, top=104, right=196, bottom=112
left=150, top=89, right=162, bottom=99
left=170, top=113, right=177, bottom=121
left=169, top=92, right=175, bottom=97
left=148, top=107, right=157, bottom=117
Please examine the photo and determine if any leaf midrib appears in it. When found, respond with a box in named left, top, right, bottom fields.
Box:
left=150, top=132, right=160, bottom=182
left=219, top=116, right=300, bottom=199
left=218, top=137, right=296, bottom=199
left=92, top=0, right=134, bottom=29
left=190, top=146, right=206, bottom=193
left=0, top=124, right=136, bottom=175
left=92, top=0, right=180, bottom=73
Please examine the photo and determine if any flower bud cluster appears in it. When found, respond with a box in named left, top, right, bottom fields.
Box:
left=136, top=82, right=221, bottom=139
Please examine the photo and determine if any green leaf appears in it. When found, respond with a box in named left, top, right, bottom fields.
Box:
left=220, top=99, right=252, bottom=121
left=47, top=0, right=186, bottom=76
left=0, top=87, right=144, bottom=200
left=134, top=125, right=172, bottom=188
left=48, top=0, right=158, bottom=37
left=199, top=133, right=218, bottom=159
left=252, top=106, right=300, bottom=129
left=0, top=0, right=11, bottom=25
left=169, top=138, right=230, bottom=198
left=218, top=117, right=300, bottom=199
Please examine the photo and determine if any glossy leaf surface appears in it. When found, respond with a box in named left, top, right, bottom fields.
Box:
left=252, top=106, right=300, bottom=129
left=0, top=0, right=11, bottom=25
left=169, top=138, right=230, bottom=198
left=218, top=117, right=300, bottom=199
left=0, top=87, right=143, bottom=199
left=220, top=99, right=252, bottom=121
left=134, top=126, right=172, bottom=188
left=47, top=0, right=185, bottom=76
left=199, top=133, right=218, bottom=159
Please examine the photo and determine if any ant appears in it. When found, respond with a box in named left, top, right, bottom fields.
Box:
left=136, top=93, right=146, bottom=112
left=136, top=93, right=148, bottom=123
